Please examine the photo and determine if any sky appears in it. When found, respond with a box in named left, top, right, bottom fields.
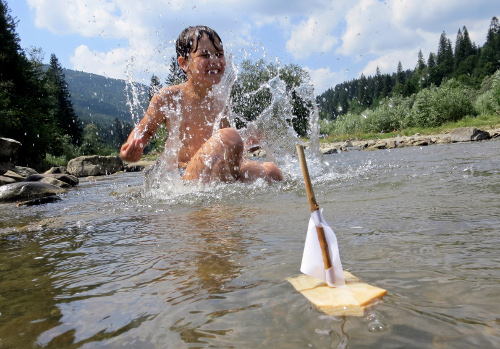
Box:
left=6, top=0, right=500, bottom=94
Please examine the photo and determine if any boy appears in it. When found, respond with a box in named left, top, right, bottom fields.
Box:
left=120, top=26, right=283, bottom=183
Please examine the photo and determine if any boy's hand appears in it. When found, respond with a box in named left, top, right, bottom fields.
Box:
left=120, top=138, right=145, bottom=162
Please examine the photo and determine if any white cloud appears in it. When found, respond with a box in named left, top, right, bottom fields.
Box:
left=70, top=45, right=129, bottom=79
left=286, top=15, right=338, bottom=60
left=23, top=0, right=500, bottom=93
left=360, top=49, right=420, bottom=77
left=304, top=66, right=347, bottom=93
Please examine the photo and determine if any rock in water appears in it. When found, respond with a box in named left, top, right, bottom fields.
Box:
left=25, top=174, right=79, bottom=186
left=67, top=155, right=123, bottom=177
left=16, top=195, right=62, bottom=207
left=0, top=182, right=67, bottom=203
left=44, top=166, right=68, bottom=174
left=450, top=127, right=491, bottom=142
left=11, top=166, right=38, bottom=178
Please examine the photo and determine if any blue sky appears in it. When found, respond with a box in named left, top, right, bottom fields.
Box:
left=6, top=0, right=500, bottom=93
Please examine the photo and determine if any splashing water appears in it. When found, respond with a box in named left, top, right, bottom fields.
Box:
left=124, top=53, right=327, bottom=201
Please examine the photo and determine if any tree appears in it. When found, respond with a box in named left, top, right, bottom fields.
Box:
left=356, top=73, right=370, bottom=109
left=46, top=53, right=83, bottom=146
left=0, top=0, right=59, bottom=168
left=436, top=32, right=454, bottom=83
left=148, top=74, right=162, bottom=99
left=416, top=50, right=426, bottom=71
left=374, top=66, right=383, bottom=98
left=165, top=56, right=186, bottom=86
left=476, top=17, right=500, bottom=78
left=230, top=59, right=311, bottom=137
left=80, top=122, right=111, bottom=155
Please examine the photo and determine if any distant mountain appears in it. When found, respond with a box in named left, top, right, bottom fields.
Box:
left=63, top=69, right=150, bottom=125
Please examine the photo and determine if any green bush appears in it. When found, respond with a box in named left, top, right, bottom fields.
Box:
left=490, top=70, right=500, bottom=114
left=319, top=118, right=336, bottom=135
left=409, top=79, right=475, bottom=127
left=474, top=90, right=495, bottom=115
left=362, top=95, right=415, bottom=132
left=329, top=112, right=363, bottom=135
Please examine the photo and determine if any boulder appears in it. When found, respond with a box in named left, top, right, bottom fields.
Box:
left=2, top=170, right=24, bottom=182
left=386, top=140, right=398, bottom=149
left=40, top=177, right=71, bottom=188
left=342, top=140, right=353, bottom=148
left=436, top=136, right=452, bottom=144
left=450, top=127, right=491, bottom=142
left=320, top=144, right=341, bottom=154
left=16, top=195, right=62, bottom=207
left=26, top=174, right=79, bottom=186
left=0, top=182, right=67, bottom=203
left=0, top=137, right=22, bottom=175
left=0, top=176, right=17, bottom=185
left=412, top=139, right=429, bottom=146
left=11, top=166, right=38, bottom=178
left=67, top=155, right=123, bottom=177
left=45, top=166, right=68, bottom=174
left=488, top=128, right=500, bottom=138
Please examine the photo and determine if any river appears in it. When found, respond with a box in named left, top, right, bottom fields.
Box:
left=1, top=139, right=499, bottom=348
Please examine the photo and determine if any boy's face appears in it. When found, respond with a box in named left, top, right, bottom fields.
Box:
left=183, top=34, right=226, bottom=87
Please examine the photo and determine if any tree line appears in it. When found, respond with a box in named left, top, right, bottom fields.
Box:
left=317, top=17, right=500, bottom=121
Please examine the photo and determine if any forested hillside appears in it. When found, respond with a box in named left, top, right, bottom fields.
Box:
left=317, top=18, right=500, bottom=121
left=64, top=69, right=148, bottom=125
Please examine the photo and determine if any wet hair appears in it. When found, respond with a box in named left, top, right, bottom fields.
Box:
left=176, top=25, right=223, bottom=59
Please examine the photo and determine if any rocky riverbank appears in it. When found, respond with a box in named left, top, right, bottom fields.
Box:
left=319, top=126, right=500, bottom=154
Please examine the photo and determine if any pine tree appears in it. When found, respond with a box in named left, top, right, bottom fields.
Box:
left=0, top=0, right=59, bottom=168
left=165, top=56, right=186, bottom=86
left=46, top=53, right=82, bottom=146
left=417, top=50, right=426, bottom=71
left=436, top=32, right=454, bottom=84
left=148, top=74, right=162, bottom=99
left=478, top=17, right=500, bottom=77
left=454, top=28, right=464, bottom=68
left=357, top=73, right=369, bottom=108
left=374, top=66, right=383, bottom=98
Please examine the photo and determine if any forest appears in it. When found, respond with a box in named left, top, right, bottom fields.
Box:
left=1, top=0, right=499, bottom=170
left=317, top=17, right=500, bottom=137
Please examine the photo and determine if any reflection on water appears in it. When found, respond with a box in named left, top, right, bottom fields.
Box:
left=0, top=139, right=499, bottom=348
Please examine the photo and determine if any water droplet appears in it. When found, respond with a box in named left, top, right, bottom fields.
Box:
left=368, top=320, right=388, bottom=332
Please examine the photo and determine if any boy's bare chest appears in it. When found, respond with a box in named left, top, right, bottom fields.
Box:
left=179, top=100, right=223, bottom=139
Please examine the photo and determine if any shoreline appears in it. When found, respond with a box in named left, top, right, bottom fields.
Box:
left=319, top=126, right=500, bottom=154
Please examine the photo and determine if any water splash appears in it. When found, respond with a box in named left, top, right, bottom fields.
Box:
left=125, top=51, right=327, bottom=201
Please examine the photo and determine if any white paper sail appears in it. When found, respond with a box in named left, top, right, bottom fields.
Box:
left=300, top=209, right=346, bottom=287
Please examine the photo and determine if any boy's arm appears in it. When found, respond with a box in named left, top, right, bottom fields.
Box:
left=120, top=92, right=169, bottom=162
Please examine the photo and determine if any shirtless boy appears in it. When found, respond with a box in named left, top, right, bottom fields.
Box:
left=120, top=25, right=283, bottom=183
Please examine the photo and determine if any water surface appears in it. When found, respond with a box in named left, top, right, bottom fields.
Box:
left=1, top=139, right=499, bottom=348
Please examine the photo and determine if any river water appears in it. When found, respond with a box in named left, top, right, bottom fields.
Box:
left=1, top=139, right=499, bottom=348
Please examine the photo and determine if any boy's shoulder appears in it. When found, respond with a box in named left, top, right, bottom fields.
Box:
left=158, top=84, right=183, bottom=97
left=154, top=84, right=184, bottom=105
